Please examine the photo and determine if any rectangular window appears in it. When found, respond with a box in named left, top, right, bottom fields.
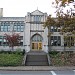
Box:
left=19, top=36, right=23, bottom=46
left=64, top=36, right=74, bottom=46
left=0, top=36, right=3, bottom=46
left=0, top=36, right=8, bottom=46
left=51, top=36, right=61, bottom=46
left=50, top=26, right=54, bottom=32
left=20, top=42, right=23, bottom=46
left=14, top=25, right=17, bottom=31
left=50, top=26, right=60, bottom=32
left=1, top=25, right=4, bottom=31
left=20, top=36, right=23, bottom=40
left=0, top=22, right=10, bottom=32
left=8, top=25, right=10, bottom=31
left=21, top=25, right=24, bottom=32
left=13, top=22, right=24, bottom=32
left=34, top=16, right=42, bottom=23
left=4, top=25, right=8, bottom=32
left=17, top=25, right=20, bottom=32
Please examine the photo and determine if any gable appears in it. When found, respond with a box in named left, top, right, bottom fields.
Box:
left=31, top=10, right=44, bottom=15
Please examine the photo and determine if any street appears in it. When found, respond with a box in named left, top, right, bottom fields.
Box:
left=0, top=70, right=75, bottom=75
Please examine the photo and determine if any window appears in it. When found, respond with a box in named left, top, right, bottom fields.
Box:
left=0, top=36, right=8, bottom=46
left=0, top=36, right=3, bottom=46
left=32, top=35, right=42, bottom=42
left=13, top=22, right=24, bottom=32
left=0, top=36, right=23, bottom=46
left=0, top=22, right=10, bottom=32
left=1, top=25, right=4, bottom=31
left=51, top=36, right=61, bottom=46
left=4, top=25, right=8, bottom=32
left=14, top=25, right=17, bottom=31
left=50, top=26, right=60, bottom=32
left=34, top=16, right=42, bottom=22
left=20, top=25, right=24, bottom=32
left=17, top=25, right=20, bottom=32
left=19, top=36, right=23, bottom=46
left=19, top=42, right=23, bottom=46
left=20, top=36, right=23, bottom=40
left=64, top=36, right=74, bottom=46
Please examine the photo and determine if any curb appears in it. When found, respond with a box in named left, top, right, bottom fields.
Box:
left=0, top=66, right=75, bottom=71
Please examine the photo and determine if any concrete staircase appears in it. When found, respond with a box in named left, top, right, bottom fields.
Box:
left=25, top=51, right=49, bottom=66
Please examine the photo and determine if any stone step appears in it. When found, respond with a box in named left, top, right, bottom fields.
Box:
left=27, top=51, right=47, bottom=55
left=25, top=51, right=49, bottom=66
left=26, top=55, right=48, bottom=62
left=25, top=61, right=49, bottom=66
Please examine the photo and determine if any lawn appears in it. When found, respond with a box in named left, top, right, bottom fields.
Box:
left=49, top=51, right=75, bottom=66
left=0, top=53, right=23, bottom=66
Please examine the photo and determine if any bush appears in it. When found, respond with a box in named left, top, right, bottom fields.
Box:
left=50, top=51, right=75, bottom=66
left=22, top=49, right=25, bottom=55
left=49, top=51, right=59, bottom=56
left=15, top=48, right=22, bottom=55
left=0, top=50, right=11, bottom=54
left=0, top=53, right=23, bottom=66
left=0, top=49, right=23, bottom=55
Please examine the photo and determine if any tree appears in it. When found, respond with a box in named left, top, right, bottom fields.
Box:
left=5, top=33, right=20, bottom=51
left=44, top=0, right=75, bottom=65
left=52, top=0, right=75, bottom=48
left=52, top=0, right=74, bottom=17
left=44, top=0, right=75, bottom=51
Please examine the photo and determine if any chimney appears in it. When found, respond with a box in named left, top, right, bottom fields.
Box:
left=0, top=8, right=3, bottom=17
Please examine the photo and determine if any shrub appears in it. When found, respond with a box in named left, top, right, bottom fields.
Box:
left=15, top=48, right=22, bottom=55
left=49, top=51, right=59, bottom=56
left=0, top=53, right=23, bottom=66
left=22, top=49, right=25, bottom=55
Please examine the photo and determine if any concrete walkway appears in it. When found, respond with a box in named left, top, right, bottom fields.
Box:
left=0, top=66, right=75, bottom=71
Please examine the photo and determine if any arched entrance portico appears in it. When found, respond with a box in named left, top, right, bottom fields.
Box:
left=31, top=34, right=43, bottom=51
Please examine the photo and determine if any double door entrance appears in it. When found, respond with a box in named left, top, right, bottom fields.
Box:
left=32, top=42, right=42, bottom=50
left=31, top=34, right=43, bottom=50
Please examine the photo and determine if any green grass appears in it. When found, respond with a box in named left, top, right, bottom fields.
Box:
left=0, top=53, right=23, bottom=66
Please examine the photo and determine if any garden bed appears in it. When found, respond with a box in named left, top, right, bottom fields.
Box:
left=0, top=51, right=24, bottom=66
left=49, top=51, right=75, bottom=66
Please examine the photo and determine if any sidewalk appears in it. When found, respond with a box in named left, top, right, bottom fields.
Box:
left=0, top=66, right=75, bottom=71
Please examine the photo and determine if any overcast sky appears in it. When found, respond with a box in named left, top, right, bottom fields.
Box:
left=0, top=0, right=56, bottom=17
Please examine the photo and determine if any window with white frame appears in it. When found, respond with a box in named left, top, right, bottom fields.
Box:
left=50, top=26, right=60, bottom=32
left=0, top=22, right=10, bottom=32
left=51, top=36, right=61, bottom=46
left=13, top=22, right=24, bottom=32
left=33, top=15, right=42, bottom=22
left=64, top=36, right=74, bottom=46
left=0, top=36, right=8, bottom=46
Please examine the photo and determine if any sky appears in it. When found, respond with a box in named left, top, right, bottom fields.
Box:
left=0, top=0, right=56, bottom=17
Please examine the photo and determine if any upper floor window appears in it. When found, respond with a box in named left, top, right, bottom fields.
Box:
left=34, top=16, right=42, bottom=22
left=50, top=26, right=60, bottom=32
left=51, top=36, right=61, bottom=46
left=0, top=22, right=10, bottom=32
left=13, top=22, right=24, bottom=32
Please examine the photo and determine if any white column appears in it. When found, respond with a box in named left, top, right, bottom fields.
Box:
left=43, top=27, right=48, bottom=53
left=25, top=23, right=30, bottom=52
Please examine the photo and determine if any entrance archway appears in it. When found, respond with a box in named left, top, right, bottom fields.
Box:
left=31, top=34, right=43, bottom=50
